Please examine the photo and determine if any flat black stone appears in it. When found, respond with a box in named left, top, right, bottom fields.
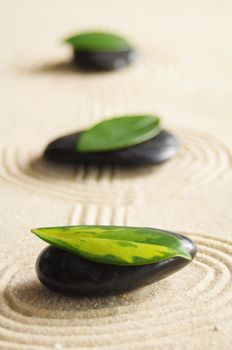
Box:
left=44, top=130, right=178, bottom=166
left=73, top=49, right=137, bottom=71
left=36, top=231, right=197, bottom=296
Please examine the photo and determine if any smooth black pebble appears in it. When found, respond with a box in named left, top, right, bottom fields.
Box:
left=36, top=232, right=197, bottom=296
left=73, top=49, right=137, bottom=71
left=44, top=130, right=178, bottom=166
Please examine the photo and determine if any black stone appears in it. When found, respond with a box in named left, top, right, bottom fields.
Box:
left=36, top=232, right=197, bottom=296
left=44, top=130, right=178, bottom=166
left=73, top=49, right=137, bottom=71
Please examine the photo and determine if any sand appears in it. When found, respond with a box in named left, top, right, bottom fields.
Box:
left=0, top=0, right=232, bottom=349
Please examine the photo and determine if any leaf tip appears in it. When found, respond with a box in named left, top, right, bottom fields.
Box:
left=183, top=250, right=192, bottom=261
left=31, top=228, right=43, bottom=237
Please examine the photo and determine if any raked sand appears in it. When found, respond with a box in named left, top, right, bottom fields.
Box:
left=0, top=1, right=232, bottom=349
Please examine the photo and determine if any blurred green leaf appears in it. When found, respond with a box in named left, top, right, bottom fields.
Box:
left=77, top=115, right=161, bottom=153
left=65, top=31, right=131, bottom=52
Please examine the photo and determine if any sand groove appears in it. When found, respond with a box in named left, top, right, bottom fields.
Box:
left=0, top=145, right=141, bottom=205
left=69, top=204, right=129, bottom=226
left=136, top=129, right=232, bottom=198
left=0, top=130, right=231, bottom=206
left=0, top=233, right=231, bottom=349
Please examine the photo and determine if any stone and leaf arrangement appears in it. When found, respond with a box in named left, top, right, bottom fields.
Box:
left=44, top=115, right=178, bottom=166
left=32, top=226, right=196, bottom=296
left=64, top=31, right=137, bottom=71
left=31, top=32, right=196, bottom=298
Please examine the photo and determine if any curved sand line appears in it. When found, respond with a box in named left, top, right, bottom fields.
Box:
left=0, top=233, right=231, bottom=349
left=0, top=130, right=231, bottom=206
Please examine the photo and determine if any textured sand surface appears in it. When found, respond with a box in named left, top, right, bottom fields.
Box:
left=0, top=0, right=232, bottom=349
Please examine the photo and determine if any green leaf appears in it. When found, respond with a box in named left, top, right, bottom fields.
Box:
left=31, top=226, right=191, bottom=266
left=64, top=31, right=132, bottom=52
left=77, top=115, right=161, bottom=153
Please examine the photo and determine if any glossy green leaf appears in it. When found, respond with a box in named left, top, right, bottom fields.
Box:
left=65, top=31, right=131, bottom=52
left=77, top=115, right=161, bottom=153
left=31, top=226, right=191, bottom=266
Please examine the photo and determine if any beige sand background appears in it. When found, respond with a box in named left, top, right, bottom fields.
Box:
left=0, top=0, right=232, bottom=349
